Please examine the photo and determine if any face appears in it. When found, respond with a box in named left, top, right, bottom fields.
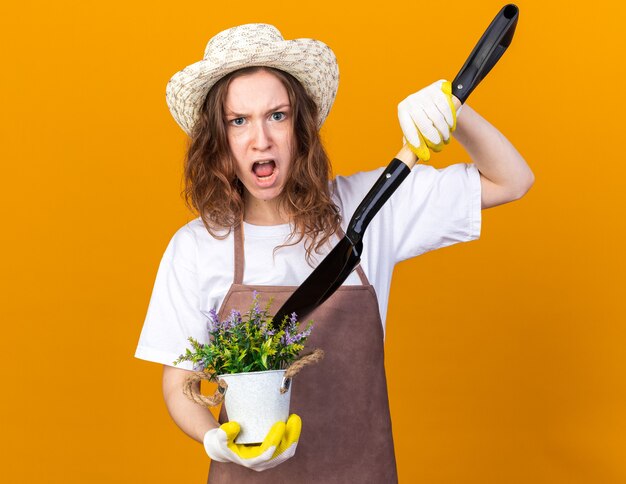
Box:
left=224, top=70, right=294, bottom=213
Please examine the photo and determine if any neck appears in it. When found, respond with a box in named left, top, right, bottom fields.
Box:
left=243, top=197, right=290, bottom=226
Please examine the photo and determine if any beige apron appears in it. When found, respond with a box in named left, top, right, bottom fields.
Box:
left=208, top=223, right=398, bottom=483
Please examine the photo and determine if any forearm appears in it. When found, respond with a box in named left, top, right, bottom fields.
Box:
left=453, top=104, right=534, bottom=198
left=162, top=365, right=219, bottom=443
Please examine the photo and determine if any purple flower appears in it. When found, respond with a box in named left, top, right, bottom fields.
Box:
left=293, top=326, right=312, bottom=343
left=281, top=332, right=295, bottom=346
left=207, top=308, right=219, bottom=332
left=280, top=312, right=298, bottom=334
left=281, top=322, right=312, bottom=346
left=251, top=291, right=260, bottom=312
left=209, top=308, right=219, bottom=322
left=225, top=309, right=241, bottom=329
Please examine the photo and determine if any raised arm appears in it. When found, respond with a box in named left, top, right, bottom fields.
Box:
left=398, top=79, right=534, bottom=209
left=453, top=104, right=534, bottom=209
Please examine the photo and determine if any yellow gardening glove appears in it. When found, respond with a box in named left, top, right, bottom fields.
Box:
left=398, top=79, right=459, bottom=162
left=203, top=414, right=301, bottom=472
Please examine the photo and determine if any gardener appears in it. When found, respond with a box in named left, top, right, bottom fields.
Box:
left=135, top=23, right=534, bottom=482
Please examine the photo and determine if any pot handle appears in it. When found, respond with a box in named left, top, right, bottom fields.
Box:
left=183, top=371, right=228, bottom=408
left=280, top=376, right=292, bottom=393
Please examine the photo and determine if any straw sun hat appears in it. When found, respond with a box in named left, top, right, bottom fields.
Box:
left=165, top=23, right=340, bottom=136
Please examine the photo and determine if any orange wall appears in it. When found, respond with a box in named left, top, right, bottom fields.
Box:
left=2, top=0, right=625, bottom=482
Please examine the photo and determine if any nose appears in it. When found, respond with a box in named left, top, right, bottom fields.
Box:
left=251, top=120, right=272, bottom=151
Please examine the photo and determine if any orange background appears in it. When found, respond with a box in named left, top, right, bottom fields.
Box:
left=2, top=0, right=625, bottom=482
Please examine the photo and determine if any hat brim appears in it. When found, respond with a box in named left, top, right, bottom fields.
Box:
left=166, top=38, right=339, bottom=136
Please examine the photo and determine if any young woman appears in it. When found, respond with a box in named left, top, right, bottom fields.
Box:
left=135, top=23, right=534, bottom=483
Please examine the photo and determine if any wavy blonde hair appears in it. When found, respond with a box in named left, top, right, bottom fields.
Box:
left=182, top=66, right=341, bottom=263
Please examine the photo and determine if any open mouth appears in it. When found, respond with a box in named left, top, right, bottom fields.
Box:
left=252, top=160, right=276, bottom=179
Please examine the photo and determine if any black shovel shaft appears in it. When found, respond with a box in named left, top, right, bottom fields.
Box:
left=272, top=4, right=520, bottom=325
left=452, top=4, right=519, bottom=103
left=347, top=158, right=411, bottom=246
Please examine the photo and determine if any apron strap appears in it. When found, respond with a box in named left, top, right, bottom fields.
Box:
left=354, top=262, right=369, bottom=286
left=331, top=177, right=370, bottom=286
left=233, top=223, right=244, bottom=285
left=335, top=225, right=369, bottom=286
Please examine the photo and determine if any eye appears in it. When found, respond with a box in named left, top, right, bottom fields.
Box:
left=271, top=112, right=286, bottom=121
left=230, top=117, right=245, bottom=126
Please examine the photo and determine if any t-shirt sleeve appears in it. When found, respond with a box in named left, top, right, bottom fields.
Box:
left=389, top=162, right=481, bottom=262
left=335, top=162, right=481, bottom=264
left=134, top=224, right=207, bottom=370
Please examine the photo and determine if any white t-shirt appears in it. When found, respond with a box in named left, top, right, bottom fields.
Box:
left=135, top=163, right=482, bottom=369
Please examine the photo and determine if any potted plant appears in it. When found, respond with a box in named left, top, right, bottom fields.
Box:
left=174, top=292, right=322, bottom=444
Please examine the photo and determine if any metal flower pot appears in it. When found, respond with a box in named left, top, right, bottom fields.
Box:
left=219, top=369, right=292, bottom=444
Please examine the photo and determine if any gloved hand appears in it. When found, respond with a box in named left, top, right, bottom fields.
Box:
left=398, top=79, right=460, bottom=162
left=203, top=414, right=301, bottom=472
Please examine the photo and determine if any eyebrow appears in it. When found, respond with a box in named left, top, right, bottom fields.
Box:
left=225, top=103, right=291, bottom=117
